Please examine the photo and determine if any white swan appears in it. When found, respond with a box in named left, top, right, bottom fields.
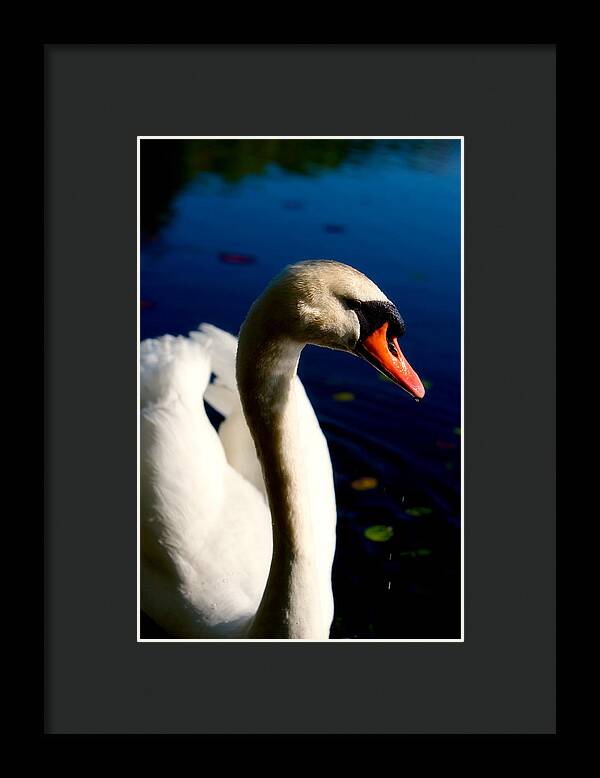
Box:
left=140, top=260, right=425, bottom=639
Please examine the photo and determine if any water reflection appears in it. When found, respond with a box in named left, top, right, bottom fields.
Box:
left=141, top=138, right=457, bottom=238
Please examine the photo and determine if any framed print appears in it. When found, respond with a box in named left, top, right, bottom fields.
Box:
left=44, top=44, right=556, bottom=736
left=137, top=135, right=463, bottom=644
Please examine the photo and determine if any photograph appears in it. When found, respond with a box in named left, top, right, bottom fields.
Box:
left=138, top=136, right=463, bottom=641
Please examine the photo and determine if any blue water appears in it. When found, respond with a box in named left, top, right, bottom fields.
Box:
left=140, top=140, right=461, bottom=638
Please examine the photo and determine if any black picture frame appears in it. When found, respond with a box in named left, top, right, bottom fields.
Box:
left=43, top=43, right=556, bottom=736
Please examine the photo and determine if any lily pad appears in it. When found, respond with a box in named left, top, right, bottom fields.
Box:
left=364, top=525, right=394, bottom=542
left=218, top=251, right=256, bottom=265
left=351, top=476, right=378, bottom=491
left=405, top=506, right=433, bottom=517
left=333, top=391, right=355, bottom=402
left=399, top=548, right=432, bottom=557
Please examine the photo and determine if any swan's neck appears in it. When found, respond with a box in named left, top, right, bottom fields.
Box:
left=236, top=328, right=327, bottom=639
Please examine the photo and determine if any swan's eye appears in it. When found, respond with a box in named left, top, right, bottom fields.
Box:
left=343, top=298, right=362, bottom=311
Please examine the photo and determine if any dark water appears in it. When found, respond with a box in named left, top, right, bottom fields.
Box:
left=140, top=139, right=461, bottom=639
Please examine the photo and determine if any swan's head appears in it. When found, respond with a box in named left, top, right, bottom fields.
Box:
left=258, top=260, right=425, bottom=400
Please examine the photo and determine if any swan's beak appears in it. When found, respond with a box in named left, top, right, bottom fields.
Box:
left=357, top=322, right=425, bottom=400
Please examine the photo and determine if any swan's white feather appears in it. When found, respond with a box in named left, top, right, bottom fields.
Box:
left=140, top=324, right=336, bottom=638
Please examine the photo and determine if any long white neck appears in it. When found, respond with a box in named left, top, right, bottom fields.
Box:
left=236, top=302, right=328, bottom=639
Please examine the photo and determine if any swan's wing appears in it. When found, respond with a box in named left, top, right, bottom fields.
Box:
left=191, top=324, right=267, bottom=500
left=140, top=333, right=271, bottom=638
left=190, top=324, right=239, bottom=417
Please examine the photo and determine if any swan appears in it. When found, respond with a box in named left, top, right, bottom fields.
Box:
left=140, top=260, right=425, bottom=639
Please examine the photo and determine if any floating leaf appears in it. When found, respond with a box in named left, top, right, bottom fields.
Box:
left=351, top=476, right=378, bottom=491
left=422, top=379, right=433, bottom=389
left=364, top=525, right=394, bottom=542
left=377, top=373, right=394, bottom=383
left=333, top=391, right=355, bottom=402
left=405, top=506, right=432, bottom=517
left=218, top=251, right=256, bottom=265
left=399, top=548, right=431, bottom=557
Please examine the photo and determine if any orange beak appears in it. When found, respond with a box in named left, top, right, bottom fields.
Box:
left=359, top=322, right=425, bottom=400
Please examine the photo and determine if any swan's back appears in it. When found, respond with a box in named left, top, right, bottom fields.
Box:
left=140, top=325, right=336, bottom=638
